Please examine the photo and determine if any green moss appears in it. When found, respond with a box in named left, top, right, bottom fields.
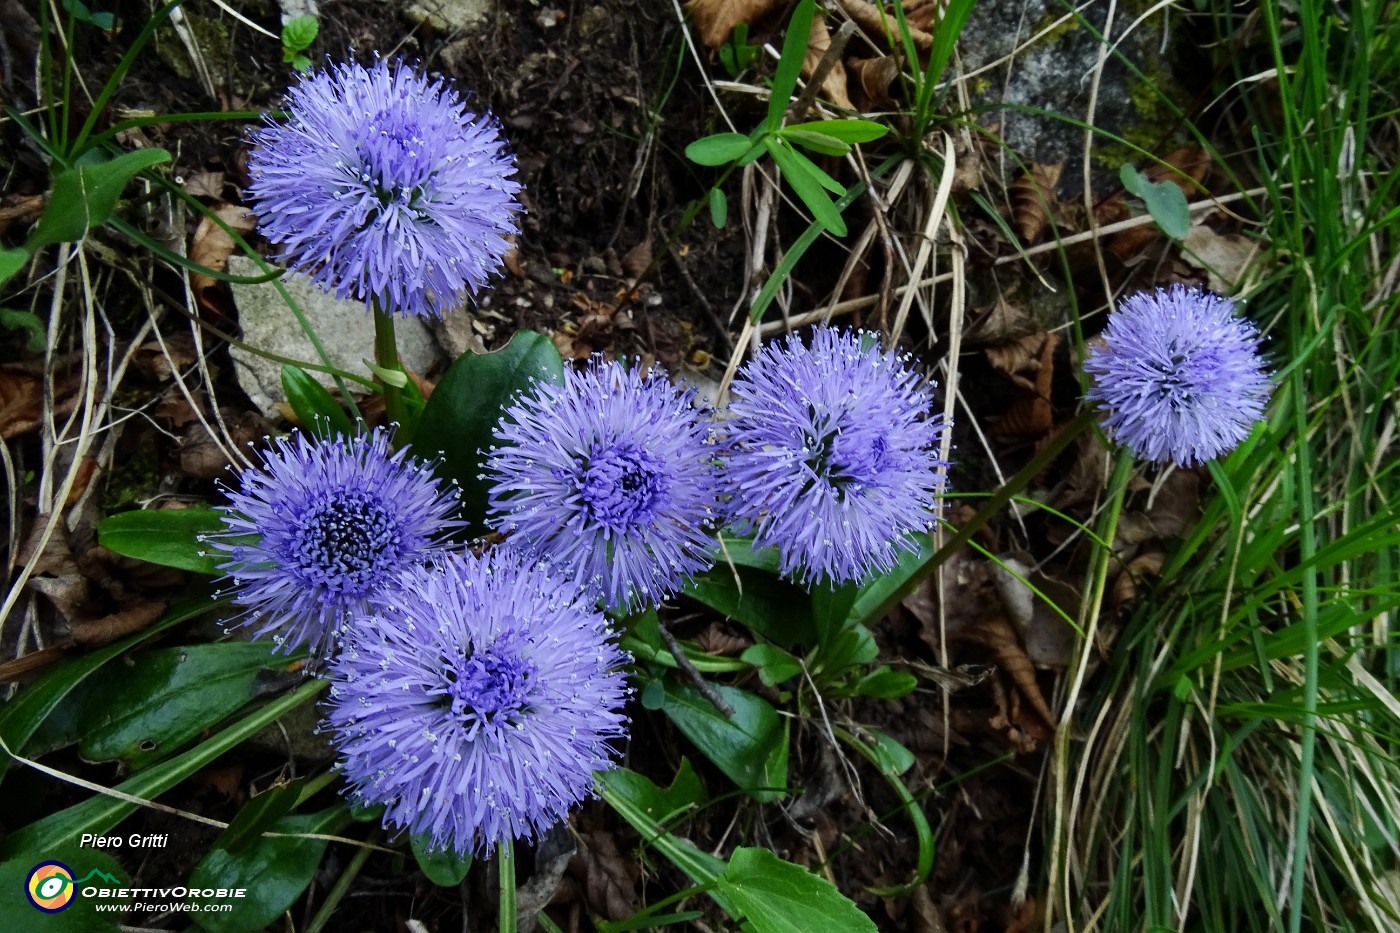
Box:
left=104, top=435, right=160, bottom=512
left=1091, top=71, right=1185, bottom=169
left=1030, top=8, right=1082, bottom=45
left=153, top=12, right=232, bottom=83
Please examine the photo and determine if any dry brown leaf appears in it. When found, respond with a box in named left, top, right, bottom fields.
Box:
left=849, top=55, right=899, bottom=111
left=964, top=295, right=1038, bottom=346
left=684, top=0, right=785, bottom=51
left=1051, top=428, right=1112, bottom=511
left=904, top=0, right=945, bottom=32
left=0, top=368, right=44, bottom=439
left=1008, top=162, right=1062, bottom=245
left=983, top=331, right=1051, bottom=392
left=839, top=0, right=932, bottom=50
left=183, top=170, right=225, bottom=199
left=71, top=601, right=168, bottom=647
left=971, top=615, right=1058, bottom=728
left=1117, top=469, right=1200, bottom=546
left=0, top=193, right=45, bottom=236
left=1112, top=548, right=1165, bottom=613
left=568, top=823, right=640, bottom=921
left=991, top=332, right=1058, bottom=439
left=189, top=203, right=256, bottom=304
left=803, top=15, right=854, bottom=111
left=621, top=236, right=653, bottom=281
left=1183, top=225, right=1263, bottom=293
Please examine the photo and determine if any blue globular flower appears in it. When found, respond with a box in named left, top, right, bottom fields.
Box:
left=724, top=327, right=950, bottom=587
left=247, top=59, right=521, bottom=319
left=1084, top=285, right=1272, bottom=466
left=323, top=551, right=630, bottom=855
left=207, top=428, right=463, bottom=657
left=485, top=361, right=722, bottom=612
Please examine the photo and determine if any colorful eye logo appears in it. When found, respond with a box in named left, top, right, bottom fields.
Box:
left=26, top=861, right=76, bottom=912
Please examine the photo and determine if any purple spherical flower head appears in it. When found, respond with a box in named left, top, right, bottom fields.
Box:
left=1084, top=286, right=1272, bottom=466
left=485, top=360, right=722, bottom=612
left=206, top=428, right=463, bottom=658
left=247, top=59, right=521, bottom=319
left=324, top=551, right=630, bottom=855
left=725, top=327, right=950, bottom=587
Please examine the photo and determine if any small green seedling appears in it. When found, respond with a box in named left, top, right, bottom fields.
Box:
left=281, top=16, right=319, bottom=72
left=719, top=22, right=760, bottom=78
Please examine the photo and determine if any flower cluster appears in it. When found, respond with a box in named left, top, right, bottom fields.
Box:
left=324, top=552, right=629, bottom=854
left=247, top=59, right=521, bottom=320
left=485, top=361, right=723, bottom=612
left=207, top=427, right=462, bottom=659
left=724, top=328, right=950, bottom=586
left=1086, top=285, right=1271, bottom=466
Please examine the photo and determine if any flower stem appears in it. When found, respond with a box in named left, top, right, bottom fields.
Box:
left=373, top=300, right=405, bottom=429
left=497, top=840, right=516, bottom=933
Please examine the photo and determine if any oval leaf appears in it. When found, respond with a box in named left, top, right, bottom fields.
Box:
left=413, top=833, right=473, bottom=887
left=414, top=331, right=564, bottom=531
left=1120, top=163, right=1191, bottom=241
left=187, top=806, right=350, bottom=932
left=709, top=186, right=728, bottom=228
left=662, top=681, right=787, bottom=802
left=784, top=119, right=888, bottom=143
left=717, top=847, right=877, bottom=933
left=97, top=507, right=224, bottom=574
left=280, top=365, right=353, bottom=438
left=686, top=133, right=754, bottom=166
left=29, top=149, right=171, bottom=252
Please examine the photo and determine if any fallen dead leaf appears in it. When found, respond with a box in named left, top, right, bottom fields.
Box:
left=849, top=55, right=899, bottom=111
left=839, top=0, right=933, bottom=50
left=1112, top=547, right=1165, bottom=614
left=566, top=820, right=641, bottom=921
left=803, top=15, right=854, bottom=111
left=1117, top=468, right=1199, bottom=546
left=968, top=615, right=1058, bottom=729
left=1183, top=224, right=1263, bottom=293
left=964, top=295, right=1038, bottom=346
left=684, top=0, right=784, bottom=51
left=189, top=203, right=257, bottom=311
left=1008, top=162, right=1062, bottom=245
left=71, top=601, right=168, bottom=647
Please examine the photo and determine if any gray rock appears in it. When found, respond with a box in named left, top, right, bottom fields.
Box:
left=403, top=0, right=493, bottom=33
left=959, top=0, right=1187, bottom=197
left=227, top=256, right=440, bottom=417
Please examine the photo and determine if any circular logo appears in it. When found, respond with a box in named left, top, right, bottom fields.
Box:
left=26, top=861, right=75, bottom=913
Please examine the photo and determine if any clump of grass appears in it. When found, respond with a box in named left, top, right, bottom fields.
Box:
left=1051, top=0, right=1400, bottom=929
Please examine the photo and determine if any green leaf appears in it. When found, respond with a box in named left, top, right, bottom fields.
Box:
left=767, top=0, right=816, bottom=131
left=0, top=248, right=29, bottom=288
left=740, top=644, right=803, bottom=686
left=662, top=681, right=787, bottom=801
left=62, top=0, right=115, bottom=29
left=1, top=307, right=45, bottom=352
left=847, top=531, right=934, bottom=627
left=414, top=331, right=565, bottom=532
left=810, top=583, right=859, bottom=650
left=683, top=565, right=814, bottom=649
left=865, top=728, right=915, bottom=776
left=847, top=666, right=918, bottom=700
left=777, top=128, right=851, bottom=157
left=97, top=507, right=224, bottom=574
left=0, top=599, right=208, bottom=783
left=784, top=119, right=888, bottom=143
left=0, top=679, right=327, bottom=858
left=413, top=833, right=473, bottom=886
left=59, top=644, right=303, bottom=769
left=280, top=365, right=353, bottom=439
left=214, top=779, right=308, bottom=855
left=764, top=138, right=847, bottom=236
left=281, top=15, right=318, bottom=56
left=709, top=187, right=728, bottom=228
left=187, top=805, right=350, bottom=932
left=28, top=149, right=171, bottom=253
left=598, top=763, right=737, bottom=916
left=716, top=847, right=877, bottom=933
left=1120, top=163, right=1191, bottom=240
left=686, top=133, right=754, bottom=166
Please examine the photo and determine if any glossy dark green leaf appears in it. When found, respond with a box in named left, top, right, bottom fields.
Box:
left=1120, top=163, right=1191, bottom=240
left=813, top=623, right=877, bottom=679
left=214, top=779, right=308, bottom=855
left=740, top=644, right=803, bottom=686
left=847, top=532, right=934, bottom=628
left=0, top=679, right=327, bottom=858
left=662, top=681, right=787, bottom=802
left=28, top=149, right=171, bottom=252
left=810, top=583, right=859, bottom=650
left=716, top=847, right=877, bottom=933
left=414, top=330, right=564, bottom=531
left=767, top=0, right=816, bottom=131
left=413, top=832, right=473, bottom=886
left=686, top=133, right=753, bottom=166
left=0, top=599, right=209, bottom=783
left=70, top=643, right=301, bottom=768
left=280, top=365, right=353, bottom=439
left=847, top=666, right=918, bottom=700
left=683, top=565, right=813, bottom=649
left=187, top=805, right=350, bottom=931
left=864, top=728, right=916, bottom=776
left=97, top=507, right=224, bottom=574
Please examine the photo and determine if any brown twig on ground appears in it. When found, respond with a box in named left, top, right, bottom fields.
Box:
left=656, top=620, right=735, bottom=718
